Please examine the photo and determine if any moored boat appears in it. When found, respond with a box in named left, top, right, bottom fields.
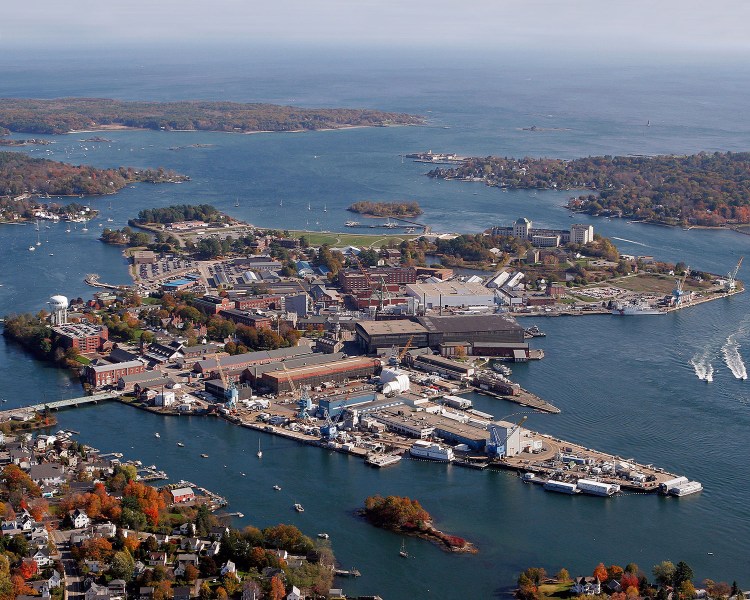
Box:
left=409, top=440, right=454, bottom=462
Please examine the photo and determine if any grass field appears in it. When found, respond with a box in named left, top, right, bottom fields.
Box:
left=539, top=582, right=573, bottom=598
left=611, top=272, right=711, bottom=294
left=289, top=230, right=419, bottom=248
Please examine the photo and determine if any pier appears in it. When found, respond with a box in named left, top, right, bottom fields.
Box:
left=0, top=391, right=121, bottom=420
left=85, top=273, right=130, bottom=291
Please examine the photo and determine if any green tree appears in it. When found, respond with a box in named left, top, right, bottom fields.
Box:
left=673, top=562, right=694, bottom=587
left=110, top=550, right=135, bottom=581
left=652, top=561, right=676, bottom=587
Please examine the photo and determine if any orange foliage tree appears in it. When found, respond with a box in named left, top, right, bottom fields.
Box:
left=269, top=576, right=286, bottom=600
left=593, top=563, right=608, bottom=582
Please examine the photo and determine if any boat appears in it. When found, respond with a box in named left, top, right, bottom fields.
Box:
left=81, top=226, right=88, bottom=232
left=273, top=485, right=282, bottom=491
left=308, top=202, right=311, bottom=211
left=399, top=540, right=409, bottom=558
left=294, top=503, right=304, bottom=512
left=524, top=325, right=546, bottom=338
left=200, top=453, right=209, bottom=458
left=317, top=533, right=330, bottom=539
left=154, top=433, right=160, bottom=438
left=409, top=440, right=454, bottom=462
left=492, top=363, right=512, bottom=376
left=611, top=300, right=663, bottom=316
left=365, top=453, right=402, bottom=468
left=237, top=513, right=244, bottom=518
left=257, top=440, right=263, bottom=459
left=28, top=246, right=35, bottom=252
left=176, top=442, right=185, bottom=447
left=576, top=479, right=620, bottom=497
left=235, top=199, right=240, bottom=207
left=345, top=221, right=361, bottom=227
left=106, top=218, right=114, bottom=222
left=49, top=253, right=54, bottom=256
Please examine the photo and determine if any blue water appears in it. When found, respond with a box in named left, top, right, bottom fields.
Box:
left=1, top=47, right=750, bottom=597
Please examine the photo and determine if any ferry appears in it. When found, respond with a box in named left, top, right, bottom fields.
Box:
left=409, top=440, right=454, bottom=462
left=611, top=300, right=663, bottom=316
left=293, top=503, right=305, bottom=512
left=524, top=325, right=546, bottom=338
left=365, top=453, right=403, bottom=468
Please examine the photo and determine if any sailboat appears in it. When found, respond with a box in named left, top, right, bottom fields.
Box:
left=399, top=540, right=409, bottom=558
left=108, top=201, right=113, bottom=210
left=279, top=198, right=283, bottom=207
left=323, top=204, right=327, bottom=212
left=235, top=198, right=240, bottom=207
left=308, top=202, right=311, bottom=211
left=65, top=224, right=71, bottom=233
left=36, top=228, right=41, bottom=246
left=257, top=439, right=263, bottom=459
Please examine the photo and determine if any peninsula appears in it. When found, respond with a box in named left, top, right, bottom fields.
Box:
left=363, top=495, right=476, bottom=553
left=347, top=200, right=423, bottom=217
left=0, top=151, right=188, bottom=198
left=0, top=98, right=424, bottom=135
left=427, top=151, right=750, bottom=227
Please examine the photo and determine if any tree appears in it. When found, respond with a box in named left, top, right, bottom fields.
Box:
left=673, top=562, right=694, bottom=587
left=652, top=561, right=676, bottom=587
left=608, top=565, right=625, bottom=581
left=110, top=550, right=135, bottom=581
left=593, top=563, right=608, bottom=582
left=199, top=582, right=211, bottom=600
left=215, top=587, right=228, bottom=600
left=555, top=568, right=570, bottom=583
left=621, top=572, right=640, bottom=592
left=184, top=564, right=199, bottom=583
left=269, top=576, right=285, bottom=600
left=625, top=563, right=640, bottom=575
left=678, top=581, right=696, bottom=599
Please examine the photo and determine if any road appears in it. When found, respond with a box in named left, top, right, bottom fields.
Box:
left=52, top=529, right=83, bottom=600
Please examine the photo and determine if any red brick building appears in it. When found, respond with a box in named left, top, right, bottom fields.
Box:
left=53, top=323, right=109, bottom=353
left=87, top=359, right=145, bottom=388
left=233, top=295, right=282, bottom=310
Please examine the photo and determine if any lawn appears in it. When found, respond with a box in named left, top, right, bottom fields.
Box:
left=539, top=582, right=573, bottom=598
left=289, top=230, right=419, bottom=248
left=613, top=272, right=710, bottom=294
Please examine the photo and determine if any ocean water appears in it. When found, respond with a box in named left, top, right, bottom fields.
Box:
left=1, top=47, right=749, bottom=598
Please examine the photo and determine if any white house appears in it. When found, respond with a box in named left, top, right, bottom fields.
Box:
left=286, top=586, right=301, bottom=600
left=155, top=391, right=176, bottom=407
left=572, top=577, right=601, bottom=596
left=70, top=508, right=90, bottom=529
left=220, top=560, right=236, bottom=576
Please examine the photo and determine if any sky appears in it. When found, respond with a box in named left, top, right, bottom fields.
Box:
left=4, top=0, right=750, bottom=59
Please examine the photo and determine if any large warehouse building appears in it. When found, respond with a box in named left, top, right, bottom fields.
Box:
left=355, top=314, right=525, bottom=353
left=260, top=356, right=381, bottom=393
left=405, top=281, right=496, bottom=309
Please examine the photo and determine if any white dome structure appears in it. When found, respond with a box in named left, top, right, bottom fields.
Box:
left=49, top=294, right=69, bottom=326
left=380, top=367, right=410, bottom=396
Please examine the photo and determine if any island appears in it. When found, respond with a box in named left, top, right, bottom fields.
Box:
left=347, top=200, right=423, bottom=218
left=362, top=495, right=476, bottom=553
left=0, top=151, right=188, bottom=198
left=427, top=151, right=750, bottom=227
left=0, top=98, right=424, bottom=135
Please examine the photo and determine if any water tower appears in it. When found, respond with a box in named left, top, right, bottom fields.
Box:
left=48, top=295, right=69, bottom=326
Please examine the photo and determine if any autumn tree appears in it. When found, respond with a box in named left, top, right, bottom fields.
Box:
left=653, top=561, right=676, bottom=587
left=269, top=576, right=286, bottom=600
left=184, top=564, right=199, bottom=584
left=593, top=563, right=609, bottom=582
left=608, top=565, right=624, bottom=581
left=555, top=568, right=570, bottom=583
left=621, top=572, right=640, bottom=592
left=673, top=562, right=694, bottom=587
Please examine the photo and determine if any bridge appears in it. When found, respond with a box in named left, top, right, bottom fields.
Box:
left=0, top=391, right=121, bottom=419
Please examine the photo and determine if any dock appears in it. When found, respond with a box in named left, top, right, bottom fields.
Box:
left=472, top=386, right=561, bottom=414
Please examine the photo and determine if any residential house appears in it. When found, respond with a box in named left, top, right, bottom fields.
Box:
left=94, top=522, right=117, bottom=538
left=139, top=588, right=154, bottom=600
left=84, top=582, right=111, bottom=600
left=220, top=560, right=236, bottom=576
left=70, top=508, right=90, bottom=529
left=108, top=580, right=126, bottom=598
left=29, top=463, right=66, bottom=487
left=147, top=552, right=167, bottom=567
left=205, top=540, right=221, bottom=557
left=31, top=549, right=52, bottom=568
left=286, top=586, right=301, bottom=600
left=181, top=537, right=205, bottom=553
left=572, top=577, right=602, bottom=596
left=174, top=554, right=199, bottom=577
left=173, top=588, right=192, bottom=600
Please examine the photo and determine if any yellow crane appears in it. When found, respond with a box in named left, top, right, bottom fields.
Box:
left=397, top=335, right=414, bottom=363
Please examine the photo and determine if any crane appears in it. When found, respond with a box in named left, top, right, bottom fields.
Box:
left=281, top=362, right=312, bottom=421
left=486, top=416, right=528, bottom=458
left=215, top=358, right=238, bottom=410
left=397, top=335, right=414, bottom=363
left=672, top=264, right=690, bottom=306
left=725, top=256, right=744, bottom=292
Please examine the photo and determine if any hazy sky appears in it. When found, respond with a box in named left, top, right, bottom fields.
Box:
left=4, top=0, right=750, bottom=57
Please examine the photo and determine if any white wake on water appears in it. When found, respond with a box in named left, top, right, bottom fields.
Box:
left=721, top=333, right=747, bottom=380
left=690, top=351, right=714, bottom=382
left=611, top=236, right=649, bottom=247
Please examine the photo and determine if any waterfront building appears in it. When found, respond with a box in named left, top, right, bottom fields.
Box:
left=53, top=323, right=109, bottom=353
left=194, top=347, right=314, bottom=377
left=354, top=320, right=431, bottom=354
left=490, top=217, right=594, bottom=248
left=132, top=250, right=156, bottom=265
left=570, top=223, right=594, bottom=245
left=170, top=487, right=195, bottom=504
left=87, top=359, right=145, bottom=389
left=405, top=281, right=496, bottom=308
left=260, top=356, right=380, bottom=393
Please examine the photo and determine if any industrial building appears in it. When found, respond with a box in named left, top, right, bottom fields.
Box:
left=405, top=281, right=496, bottom=309
left=354, top=320, right=430, bottom=354
left=260, top=357, right=380, bottom=393
left=489, top=217, right=595, bottom=248
left=53, top=323, right=109, bottom=353
left=218, top=309, right=273, bottom=329
left=131, top=250, right=156, bottom=265
left=406, top=352, right=476, bottom=380
left=194, top=346, right=313, bottom=377
left=243, top=352, right=348, bottom=385
left=117, top=371, right=174, bottom=392
left=87, top=359, right=145, bottom=389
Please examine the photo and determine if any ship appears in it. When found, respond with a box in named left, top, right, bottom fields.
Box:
left=345, top=221, right=361, bottom=227
left=365, top=453, right=403, bottom=468
left=611, top=300, right=663, bottom=316
left=409, top=440, right=454, bottom=462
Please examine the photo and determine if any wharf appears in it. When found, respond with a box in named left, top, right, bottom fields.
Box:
left=472, top=386, right=561, bottom=414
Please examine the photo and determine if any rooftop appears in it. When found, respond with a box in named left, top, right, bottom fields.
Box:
left=417, top=313, right=522, bottom=334
left=355, top=320, right=429, bottom=336
left=405, top=281, right=493, bottom=296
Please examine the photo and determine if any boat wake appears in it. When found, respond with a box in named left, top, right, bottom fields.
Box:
left=611, top=236, right=649, bottom=247
left=721, top=333, right=748, bottom=380
left=690, top=351, right=714, bottom=382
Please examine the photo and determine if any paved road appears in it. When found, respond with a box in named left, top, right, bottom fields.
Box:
left=52, top=529, right=83, bottom=600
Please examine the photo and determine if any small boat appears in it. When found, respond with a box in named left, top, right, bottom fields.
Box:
left=154, top=432, right=160, bottom=438
left=237, top=513, right=244, bottom=518
left=294, top=503, right=304, bottom=512
left=107, top=217, right=114, bottom=222
left=317, top=533, right=329, bottom=539
left=257, top=440, right=262, bottom=459
left=240, top=472, right=246, bottom=477
left=176, top=442, right=185, bottom=447
left=323, top=204, right=327, bottom=212
left=81, top=226, right=88, bottom=232
left=273, top=485, right=282, bottom=491
left=29, top=246, right=36, bottom=252
left=48, top=253, right=54, bottom=256
left=399, top=540, right=409, bottom=558
left=235, top=199, right=240, bottom=207
left=200, top=453, right=209, bottom=458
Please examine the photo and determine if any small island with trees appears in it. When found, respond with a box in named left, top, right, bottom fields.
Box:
left=362, top=495, right=476, bottom=554
left=428, top=151, right=750, bottom=227
left=347, top=200, right=423, bottom=218
left=0, top=98, right=423, bottom=135
left=0, top=151, right=188, bottom=199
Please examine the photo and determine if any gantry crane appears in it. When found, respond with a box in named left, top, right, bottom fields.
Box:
left=215, top=358, right=238, bottom=410
left=281, top=362, right=312, bottom=420
left=672, top=265, right=690, bottom=306
left=725, top=256, right=744, bottom=292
